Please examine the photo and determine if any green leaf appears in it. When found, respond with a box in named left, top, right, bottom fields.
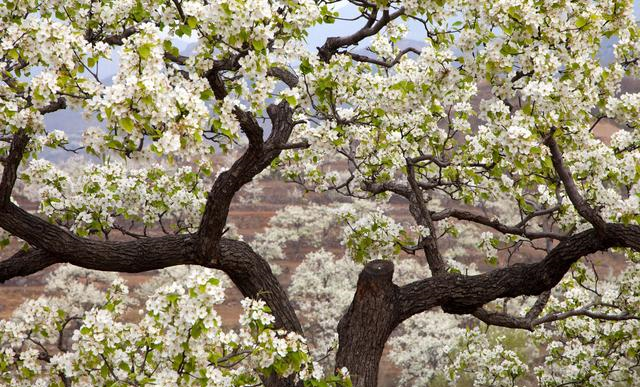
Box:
left=101, top=364, right=109, bottom=378
left=118, top=362, right=130, bottom=373
left=575, top=16, right=588, bottom=28
left=187, top=16, right=198, bottom=29
left=200, top=89, right=213, bottom=100
left=141, top=95, right=153, bottom=105
left=500, top=44, right=520, bottom=56
left=300, top=58, right=313, bottom=75
left=119, top=117, right=134, bottom=133
left=252, top=39, right=265, bottom=51
left=191, top=320, right=203, bottom=339
left=178, top=24, right=192, bottom=37
left=131, top=0, right=148, bottom=22
left=285, top=95, right=297, bottom=106
left=8, top=48, right=19, bottom=60
left=138, top=44, right=152, bottom=59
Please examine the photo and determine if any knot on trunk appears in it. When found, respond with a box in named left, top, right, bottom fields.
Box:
left=363, top=259, right=394, bottom=279
left=353, top=259, right=396, bottom=302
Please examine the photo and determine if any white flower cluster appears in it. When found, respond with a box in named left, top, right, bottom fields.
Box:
left=607, top=93, right=640, bottom=131
left=478, top=231, right=499, bottom=265
left=252, top=204, right=340, bottom=262
left=340, top=208, right=404, bottom=263
left=370, top=20, right=408, bottom=60
left=86, top=23, right=211, bottom=158
left=280, top=36, right=476, bottom=194
left=447, top=327, right=530, bottom=387
left=21, top=159, right=209, bottom=236
left=289, top=249, right=361, bottom=359
left=0, top=268, right=349, bottom=387
left=277, top=0, right=640, bottom=241
left=388, top=311, right=465, bottom=386
left=250, top=200, right=383, bottom=275
left=531, top=263, right=640, bottom=386
left=441, top=262, right=640, bottom=387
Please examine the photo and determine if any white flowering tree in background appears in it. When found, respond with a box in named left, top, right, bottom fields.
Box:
left=2, top=0, right=640, bottom=386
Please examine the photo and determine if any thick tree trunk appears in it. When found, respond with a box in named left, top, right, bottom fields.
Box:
left=335, top=260, right=400, bottom=387
left=217, top=239, right=303, bottom=333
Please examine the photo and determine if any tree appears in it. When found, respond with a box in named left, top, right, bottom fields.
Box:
left=1, top=0, right=640, bottom=386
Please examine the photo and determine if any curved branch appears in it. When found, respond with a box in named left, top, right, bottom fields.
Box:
left=545, top=134, right=607, bottom=234
left=197, top=101, right=293, bottom=263
left=406, top=160, right=447, bottom=275
left=0, top=132, right=29, bottom=206
left=474, top=298, right=640, bottom=331
left=267, top=67, right=299, bottom=88
left=0, top=97, right=300, bottom=338
left=102, top=26, right=138, bottom=45
left=346, top=46, right=421, bottom=68
left=397, top=223, right=640, bottom=322
left=533, top=307, right=640, bottom=325
left=431, top=208, right=566, bottom=240
left=363, top=180, right=564, bottom=240
left=0, top=99, right=66, bottom=205
left=318, top=7, right=405, bottom=62
left=0, top=203, right=301, bottom=332
left=0, top=249, right=60, bottom=283
left=472, top=291, right=550, bottom=331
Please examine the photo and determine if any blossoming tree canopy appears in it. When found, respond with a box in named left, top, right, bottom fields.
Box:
left=1, top=0, right=640, bottom=386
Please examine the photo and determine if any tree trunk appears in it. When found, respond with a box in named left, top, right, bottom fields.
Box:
left=335, top=260, right=400, bottom=387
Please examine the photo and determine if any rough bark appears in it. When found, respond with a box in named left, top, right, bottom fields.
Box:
left=0, top=204, right=302, bottom=333
left=545, top=134, right=607, bottom=234
left=0, top=96, right=301, bottom=385
left=0, top=249, right=59, bottom=282
left=335, top=260, right=400, bottom=387
left=398, top=225, right=627, bottom=320
left=317, top=8, right=405, bottom=62
left=332, top=224, right=640, bottom=387
left=198, top=101, right=294, bottom=263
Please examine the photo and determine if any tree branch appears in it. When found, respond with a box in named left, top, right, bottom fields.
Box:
left=38, top=97, right=67, bottom=114
left=473, top=296, right=640, bottom=331
left=397, top=223, right=640, bottom=322
left=544, top=134, right=607, bottom=234
left=472, top=291, right=550, bottom=331
left=363, top=181, right=564, bottom=240
left=406, top=160, right=447, bottom=275
left=0, top=248, right=60, bottom=283
left=431, top=208, right=566, bottom=240
left=102, top=27, right=138, bottom=45
left=0, top=98, right=67, bottom=206
left=197, top=101, right=293, bottom=264
left=533, top=306, right=640, bottom=325
left=346, top=47, right=421, bottom=68
left=0, top=201, right=302, bottom=332
left=318, top=7, right=405, bottom=62
left=0, top=131, right=29, bottom=207
left=267, top=67, right=299, bottom=88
